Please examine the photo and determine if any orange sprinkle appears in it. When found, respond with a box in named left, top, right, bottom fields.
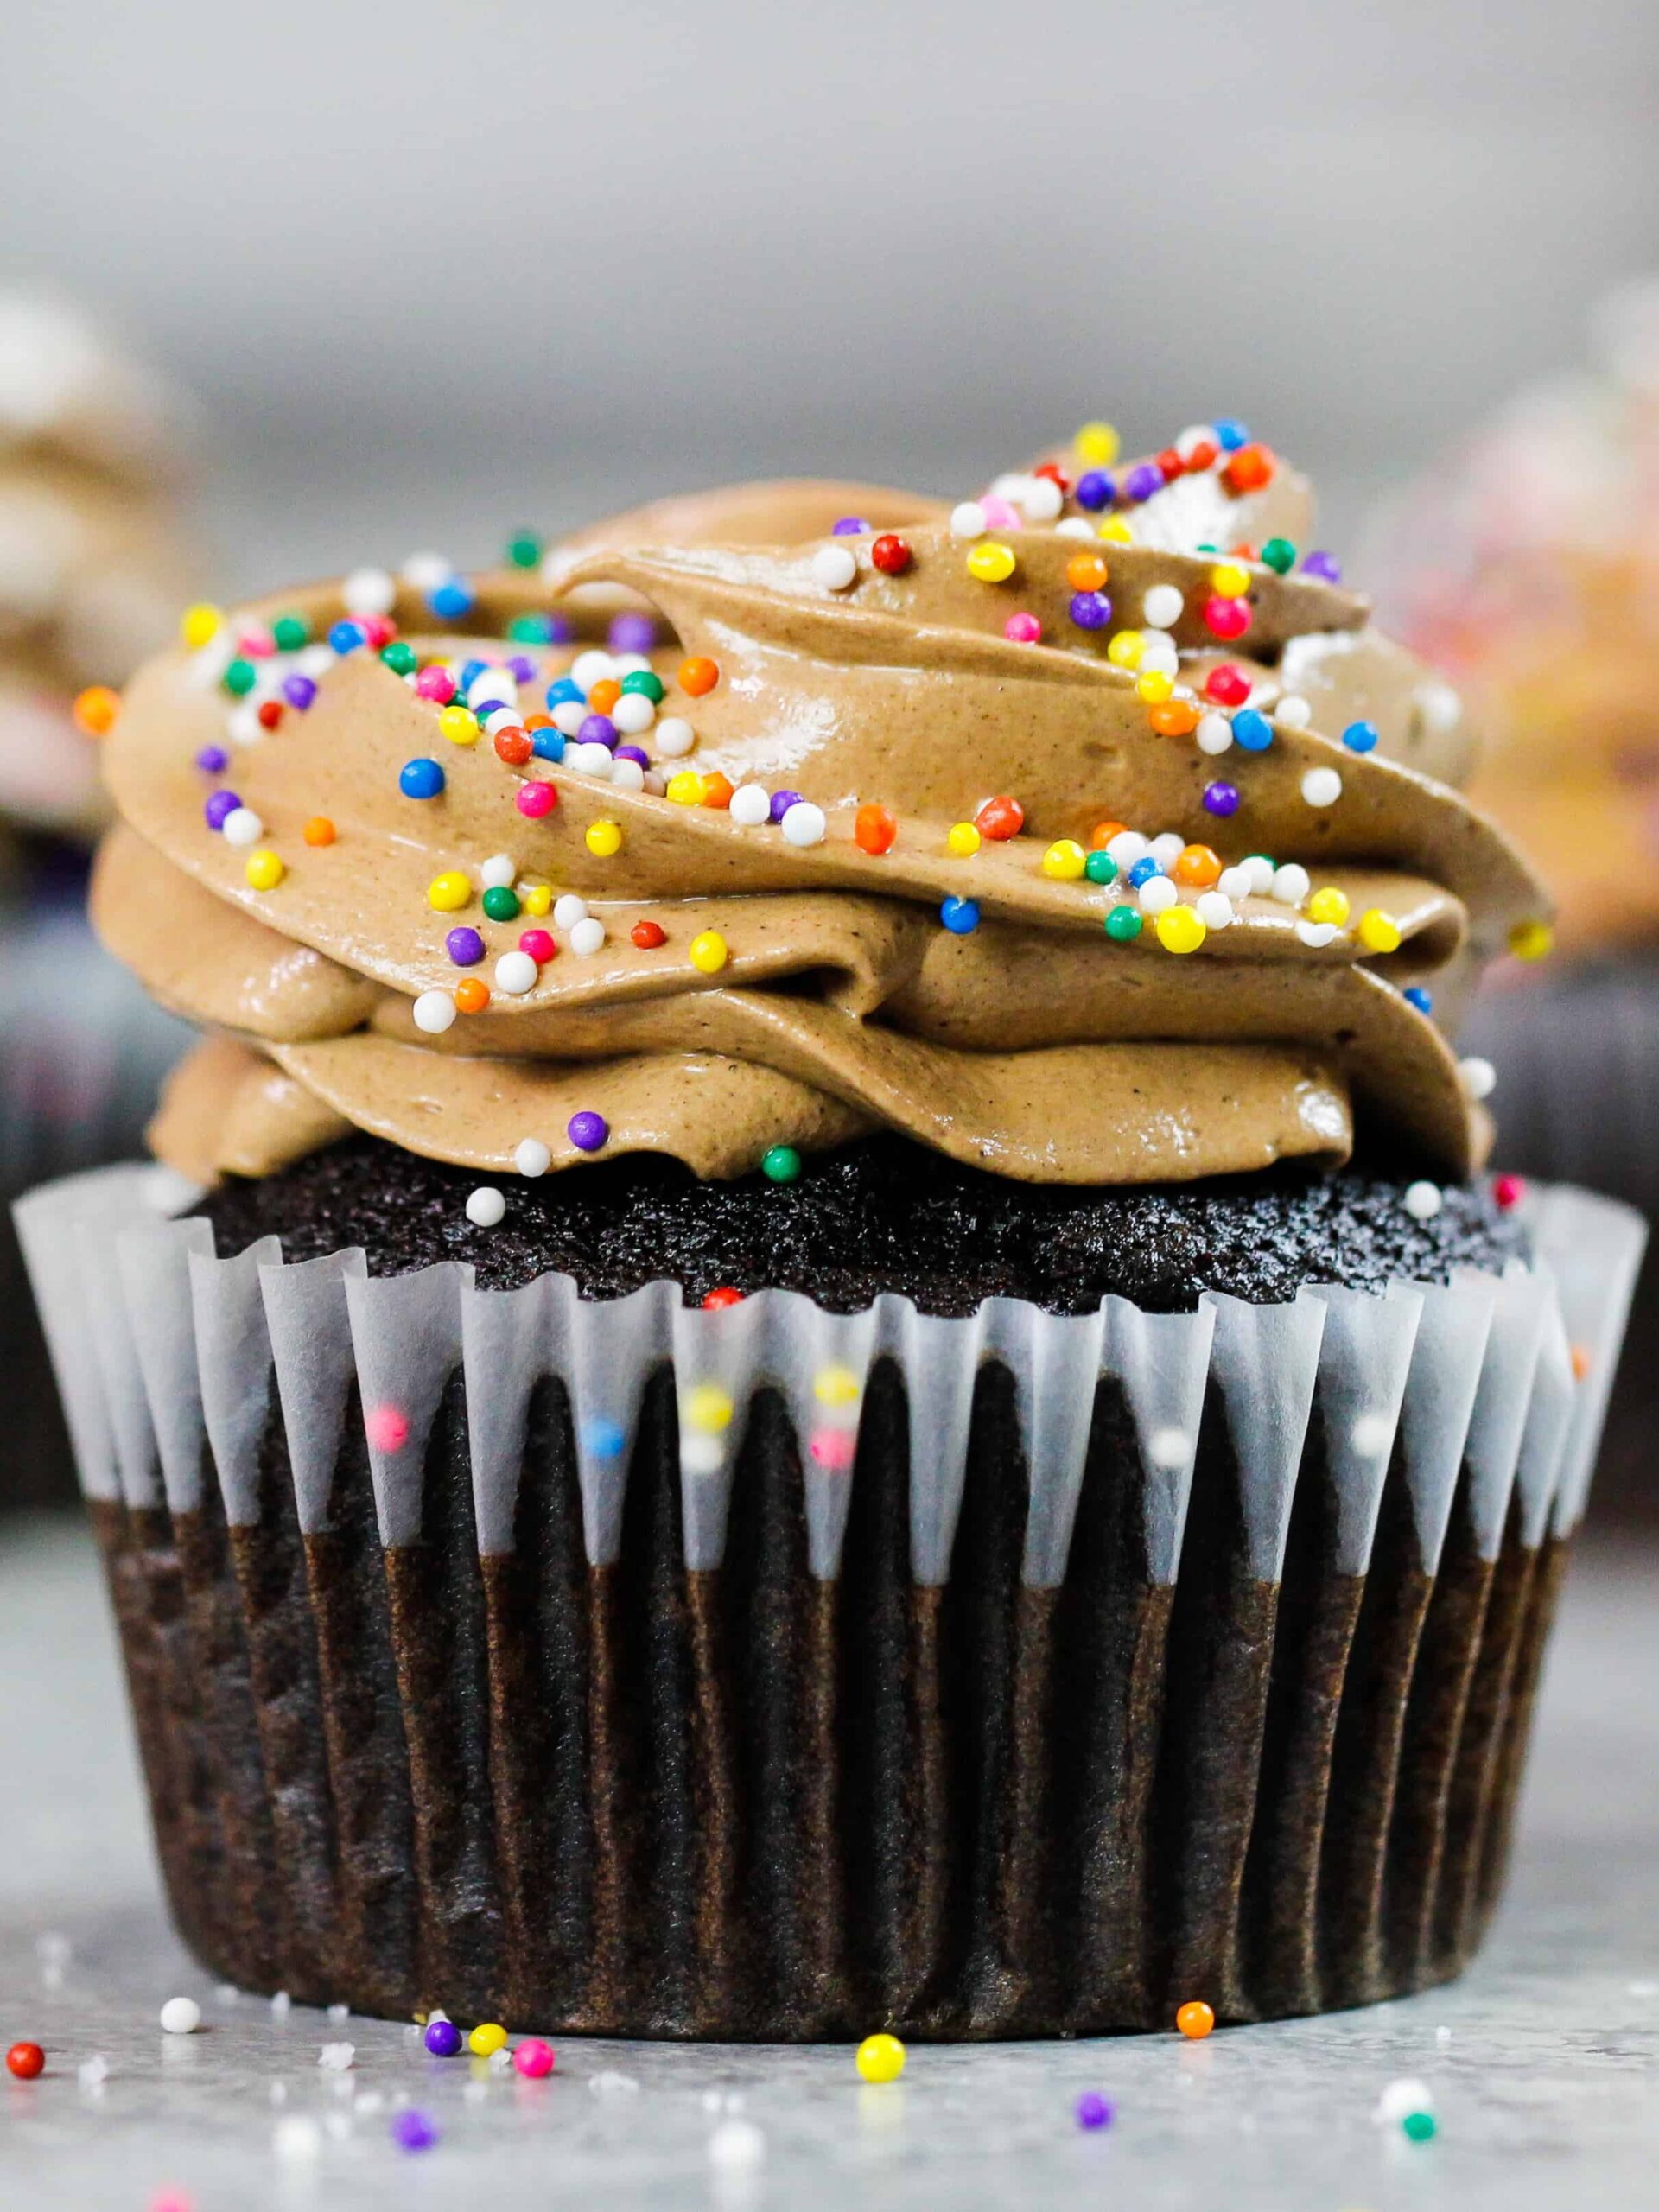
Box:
left=975, top=793, right=1025, bottom=842
left=855, top=803, right=898, bottom=855
left=1090, top=819, right=1129, bottom=850
left=1064, top=550, right=1109, bottom=594
left=454, top=978, right=491, bottom=1015
left=1223, top=444, right=1275, bottom=495
left=302, top=817, right=336, bottom=847
left=1176, top=1999, right=1215, bottom=2040
left=1148, top=700, right=1200, bottom=737
left=1571, top=1344, right=1593, bottom=1381
left=73, top=684, right=120, bottom=737
left=701, top=771, right=734, bottom=810
left=588, top=677, right=622, bottom=715
left=678, top=655, right=720, bottom=697
left=1173, top=843, right=1222, bottom=888
left=524, top=710, right=554, bottom=732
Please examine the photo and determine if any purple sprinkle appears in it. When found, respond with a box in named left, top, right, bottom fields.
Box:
left=1075, top=2091, right=1115, bottom=2132
left=281, top=673, right=317, bottom=712
left=613, top=744, right=650, bottom=768
left=568, top=1109, right=609, bottom=1153
left=1069, top=591, right=1112, bottom=631
left=607, top=610, right=657, bottom=654
left=831, top=516, right=868, bottom=535
left=578, top=714, right=617, bottom=748
left=446, top=927, right=486, bottom=967
left=1202, top=780, right=1241, bottom=817
left=1300, top=549, right=1343, bottom=583
left=769, top=789, right=802, bottom=823
left=423, top=2018, right=462, bottom=2057
left=546, top=612, right=575, bottom=645
left=204, top=789, right=241, bottom=830
left=507, top=654, right=537, bottom=683
left=1074, top=470, right=1115, bottom=511
left=391, top=2109, right=438, bottom=2153
left=1123, top=461, right=1164, bottom=504
left=195, top=744, right=230, bottom=775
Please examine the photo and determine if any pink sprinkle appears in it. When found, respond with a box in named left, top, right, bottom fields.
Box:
left=149, top=2194, right=194, bottom=2212
left=365, top=1404, right=410, bottom=1453
left=516, top=781, right=557, bottom=819
left=239, top=626, right=277, bottom=658
left=360, top=615, right=397, bottom=649
left=979, top=495, right=1021, bottom=531
left=1004, top=613, right=1042, bottom=645
left=519, top=928, right=556, bottom=963
left=809, top=1427, right=856, bottom=1471
left=1492, top=1172, right=1526, bottom=1210
left=512, top=2038, right=556, bottom=2079
left=415, top=666, right=456, bottom=703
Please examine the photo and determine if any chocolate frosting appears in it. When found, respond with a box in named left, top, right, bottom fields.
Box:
left=93, top=438, right=1548, bottom=1187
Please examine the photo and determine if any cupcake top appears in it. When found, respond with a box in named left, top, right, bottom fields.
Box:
left=92, top=421, right=1550, bottom=1191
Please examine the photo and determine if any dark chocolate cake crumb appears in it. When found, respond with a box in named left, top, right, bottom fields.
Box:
left=191, top=1135, right=1528, bottom=1316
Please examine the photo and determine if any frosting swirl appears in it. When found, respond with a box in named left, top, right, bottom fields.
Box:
left=94, top=434, right=1549, bottom=1189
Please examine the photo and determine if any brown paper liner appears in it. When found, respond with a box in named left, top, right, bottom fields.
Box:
left=86, top=1358, right=1571, bottom=2037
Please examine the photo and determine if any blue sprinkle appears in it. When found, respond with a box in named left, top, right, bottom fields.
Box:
left=1232, top=709, right=1274, bottom=752
left=1074, top=469, right=1116, bottom=512
left=399, top=757, right=446, bottom=800
left=940, top=896, right=981, bottom=935
left=545, top=676, right=585, bottom=709
left=1127, top=856, right=1164, bottom=888
left=458, top=658, right=488, bottom=693
left=1403, top=986, right=1433, bottom=1014
left=327, top=619, right=365, bottom=654
left=429, top=578, right=475, bottom=619
left=584, top=1417, right=626, bottom=1460
left=531, top=728, right=565, bottom=761
left=1343, top=719, right=1379, bottom=753
left=1212, top=418, right=1250, bottom=451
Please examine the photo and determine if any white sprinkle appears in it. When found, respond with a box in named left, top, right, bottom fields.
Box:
left=1055, top=516, right=1094, bottom=540
left=427, top=2008, right=449, bottom=2023
left=273, top=2114, right=323, bottom=2164
left=611, top=691, right=656, bottom=735
left=1296, top=920, right=1339, bottom=948
left=77, top=2055, right=110, bottom=2092
left=681, top=1433, right=725, bottom=1478
left=1243, top=855, right=1277, bottom=896
left=487, top=2048, right=512, bottom=2075
left=160, top=1997, right=201, bottom=2035
left=949, top=500, right=988, bottom=540
left=1175, top=423, right=1217, bottom=459
left=483, top=706, right=522, bottom=737
left=780, top=800, right=827, bottom=848
left=221, top=806, right=264, bottom=847
left=1137, top=633, right=1179, bottom=677
left=296, top=644, right=335, bottom=679
left=479, top=854, right=515, bottom=890
left=1106, top=830, right=1148, bottom=868
left=327, top=2003, right=349, bottom=2024
left=1404, top=1180, right=1444, bottom=1222
left=1149, top=830, right=1185, bottom=869
left=1270, top=862, right=1311, bottom=906
left=318, top=2042, right=355, bottom=2071
left=400, top=551, right=452, bottom=593
left=1217, top=865, right=1255, bottom=902
left=1147, top=1427, right=1191, bottom=1469
left=1351, top=1412, right=1395, bottom=1459
left=569, top=917, right=607, bottom=957
left=227, top=702, right=265, bottom=747
left=467, top=670, right=517, bottom=713
left=709, top=2119, right=767, bottom=2171
left=569, top=741, right=615, bottom=779
left=1142, top=583, right=1184, bottom=628
left=515, top=1138, right=551, bottom=1178
left=552, top=700, right=588, bottom=737
left=412, top=989, right=456, bottom=1036
left=1138, top=876, right=1178, bottom=915
left=613, top=652, right=652, bottom=677
left=571, top=649, right=616, bottom=692
left=810, top=543, right=859, bottom=592
left=1418, top=681, right=1462, bottom=735
left=588, top=2070, right=641, bottom=2096
left=1197, top=712, right=1234, bottom=755
left=730, top=783, right=772, bottom=827
left=1274, top=693, right=1313, bottom=728
left=1459, top=1056, right=1497, bottom=1101
left=270, top=1990, right=291, bottom=2016
left=610, top=757, right=645, bottom=791
left=1019, top=474, right=1064, bottom=524
left=494, top=950, right=538, bottom=995
left=1195, top=891, right=1234, bottom=931
left=553, top=893, right=588, bottom=930
left=1374, top=2077, right=1434, bottom=2126
left=1301, top=766, right=1343, bottom=808
left=343, top=566, right=397, bottom=617
left=466, top=1187, right=506, bottom=1229
left=1435, top=2024, right=1454, bottom=2047
left=655, top=715, right=696, bottom=758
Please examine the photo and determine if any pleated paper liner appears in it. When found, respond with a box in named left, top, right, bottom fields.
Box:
left=16, top=1164, right=1644, bottom=2037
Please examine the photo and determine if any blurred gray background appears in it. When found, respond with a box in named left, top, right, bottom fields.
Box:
left=4, top=0, right=1656, bottom=582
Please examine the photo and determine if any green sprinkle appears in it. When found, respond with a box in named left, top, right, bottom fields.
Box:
left=1260, top=537, right=1296, bottom=575
left=620, top=670, right=665, bottom=703
left=1084, top=849, right=1119, bottom=887
left=1402, top=2112, right=1436, bottom=2144
left=271, top=613, right=310, bottom=652
left=507, top=613, right=555, bottom=644
left=380, top=640, right=417, bottom=676
left=505, top=531, right=543, bottom=569
left=481, top=885, right=521, bottom=923
left=222, top=658, right=257, bottom=697
left=1103, top=904, right=1142, bottom=942
left=761, top=1145, right=802, bottom=1184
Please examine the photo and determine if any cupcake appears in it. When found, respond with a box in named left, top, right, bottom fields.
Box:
left=16, top=421, right=1643, bottom=2037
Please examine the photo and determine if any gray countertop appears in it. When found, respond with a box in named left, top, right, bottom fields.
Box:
left=3, top=1515, right=1656, bottom=2211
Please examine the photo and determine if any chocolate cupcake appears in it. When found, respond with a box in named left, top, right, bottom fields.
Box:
left=16, top=424, right=1643, bottom=2037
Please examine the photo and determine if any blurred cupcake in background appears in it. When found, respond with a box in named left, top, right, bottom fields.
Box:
left=0, top=292, right=198, bottom=1510
left=1363, top=279, right=1659, bottom=1522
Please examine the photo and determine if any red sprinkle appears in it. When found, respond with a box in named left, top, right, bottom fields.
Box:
left=7, top=2044, right=44, bottom=2080
left=1204, top=664, right=1251, bottom=707
left=1155, top=447, right=1183, bottom=482
left=1185, top=438, right=1219, bottom=472
left=1033, top=461, right=1071, bottom=493
left=870, top=534, right=912, bottom=576
left=1491, top=1173, right=1526, bottom=1210
left=493, top=727, right=533, bottom=765
left=1203, top=596, right=1252, bottom=642
left=257, top=700, right=284, bottom=731
left=975, top=793, right=1025, bottom=841
left=631, top=920, right=667, bottom=950
left=702, top=1287, right=745, bottom=1310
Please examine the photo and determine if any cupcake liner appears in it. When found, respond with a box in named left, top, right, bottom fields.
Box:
left=15, top=1163, right=1644, bottom=2037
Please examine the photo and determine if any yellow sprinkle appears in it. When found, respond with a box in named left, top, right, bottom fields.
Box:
left=428, top=870, right=472, bottom=912
left=814, top=1364, right=861, bottom=1407
left=520, top=884, right=552, bottom=917
left=855, top=2033, right=906, bottom=2084
left=467, top=2024, right=508, bottom=2057
left=1074, top=421, right=1121, bottom=467
left=684, top=1382, right=734, bottom=1433
left=1041, top=839, right=1088, bottom=880
left=1357, top=908, right=1402, bottom=953
left=1306, top=887, right=1351, bottom=928
left=1097, top=517, right=1135, bottom=545
left=966, top=541, right=1017, bottom=584
left=666, top=769, right=706, bottom=805
left=245, top=849, right=285, bottom=891
left=439, top=704, right=480, bottom=746
left=585, top=819, right=624, bottom=858
left=180, top=601, right=223, bottom=649
left=1509, top=918, right=1554, bottom=962
left=1155, top=906, right=1207, bottom=955
left=946, top=821, right=982, bottom=857
left=690, top=929, right=728, bottom=975
left=1106, top=630, right=1145, bottom=669
left=1135, top=669, right=1173, bottom=704
left=1210, top=561, right=1251, bottom=599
